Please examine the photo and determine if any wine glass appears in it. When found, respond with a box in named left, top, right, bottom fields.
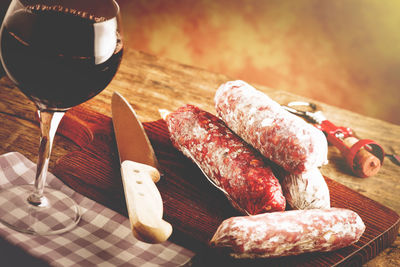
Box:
left=0, top=0, right=123, bottom=235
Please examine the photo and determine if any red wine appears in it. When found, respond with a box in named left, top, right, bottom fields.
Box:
left=0, top=3, right=122, bottom=110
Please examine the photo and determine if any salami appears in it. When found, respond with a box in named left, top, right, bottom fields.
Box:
left=210, top=208, right=365, bottom=259
left=279, top=168, right=330, bottom=210
left=215, top=80, right=328, bottom=174
left=165, top=104, right=286, bottom=215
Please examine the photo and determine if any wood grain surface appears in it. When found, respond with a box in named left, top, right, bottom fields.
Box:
left=52, top=105, right=399, bottom=267
left=0, top=49, right=399, bottom=266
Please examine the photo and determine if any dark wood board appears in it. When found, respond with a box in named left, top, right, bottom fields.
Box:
left=53, top=105, right=400, bottom=267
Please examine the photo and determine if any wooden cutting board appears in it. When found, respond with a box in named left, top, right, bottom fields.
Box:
left=54, top=105, right=399, bottom=267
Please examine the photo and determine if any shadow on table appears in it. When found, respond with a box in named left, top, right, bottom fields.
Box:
left=0, top=237, right=49, bottom=267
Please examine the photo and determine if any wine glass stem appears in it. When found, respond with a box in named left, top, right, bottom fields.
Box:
left=27, top=110, right=65, bottom=206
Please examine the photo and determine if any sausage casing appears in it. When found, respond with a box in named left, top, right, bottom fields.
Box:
left=215, top=80, right=328, bottom=174
left=210, top=208, right=365, bottom=258
left=165, top=104, right=286, bottom=215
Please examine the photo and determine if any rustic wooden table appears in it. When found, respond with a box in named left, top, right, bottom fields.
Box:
left=0, top=49, right=399, bottom=266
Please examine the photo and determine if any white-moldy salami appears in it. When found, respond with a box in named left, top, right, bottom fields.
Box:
left=165, top=104, right=286, bottom=215
left=279, top=168, right=330, bottom=210
left=210, top=208, right=365, bottom=259
left=214, top=80, right=328, bottom=174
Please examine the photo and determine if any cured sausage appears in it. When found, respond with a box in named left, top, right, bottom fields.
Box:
left=210, top=208, right=365, bottom=259
left=215, top=80, right=328, bottom=174
left=279, top=168, right=330, bottom=210
left=165, top=104, right=286, bottom=215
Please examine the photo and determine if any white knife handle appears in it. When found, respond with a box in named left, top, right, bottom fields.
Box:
left=121, top=160, right=172, bottom=243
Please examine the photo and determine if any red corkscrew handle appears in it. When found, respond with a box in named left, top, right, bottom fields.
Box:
left=317, top=121, right=384, bottom=177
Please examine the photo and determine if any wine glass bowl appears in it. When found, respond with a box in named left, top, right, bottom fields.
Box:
left=0, top=0, right=122, bottom=235
left=1, top=0, right=122, bottom=110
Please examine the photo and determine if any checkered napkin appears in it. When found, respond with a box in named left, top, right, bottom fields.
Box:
left=0, top=152, right=195, bottom=266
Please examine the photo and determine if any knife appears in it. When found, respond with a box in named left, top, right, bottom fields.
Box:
left=112, top=92, right=172, bottom=244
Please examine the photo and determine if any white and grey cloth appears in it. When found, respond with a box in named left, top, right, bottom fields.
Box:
left=0, top=152, right=194, bottom=266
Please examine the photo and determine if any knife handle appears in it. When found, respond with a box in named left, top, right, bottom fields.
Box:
left=120, top=160, right=172, bottom=243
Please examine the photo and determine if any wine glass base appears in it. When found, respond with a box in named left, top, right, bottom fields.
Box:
left=0, top=185, right=81, bottom=235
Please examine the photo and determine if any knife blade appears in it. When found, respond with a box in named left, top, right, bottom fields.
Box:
left=112, top=92, right=172, bottom=244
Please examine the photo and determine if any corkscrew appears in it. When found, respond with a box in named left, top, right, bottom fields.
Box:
left=282, top=101, right=385, bottom=177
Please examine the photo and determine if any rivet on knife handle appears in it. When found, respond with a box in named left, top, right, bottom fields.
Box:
left=120, top=160, right=172, bottom=244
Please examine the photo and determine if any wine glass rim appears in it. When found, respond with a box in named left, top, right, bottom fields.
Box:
left=14, top=0, right=121, bottom=22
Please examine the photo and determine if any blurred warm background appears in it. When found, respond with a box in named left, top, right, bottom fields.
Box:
left=0, top=0, right=399, bottom=125
left=116, top=0, right=400, bottom=125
